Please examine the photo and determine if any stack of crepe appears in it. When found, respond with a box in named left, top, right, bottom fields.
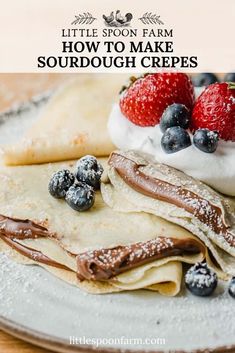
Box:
left=0, top=75, right=234, bottom=296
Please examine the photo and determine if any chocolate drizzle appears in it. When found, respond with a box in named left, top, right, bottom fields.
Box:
left=0, top=215, right=48, bottom=240
left=77, top=237, right=203, bottom=281
left=1, top=236, right=70, bottom=270
left=0, top=213, right=203, bottom=281
left=109, top=152, right=235, bottom=247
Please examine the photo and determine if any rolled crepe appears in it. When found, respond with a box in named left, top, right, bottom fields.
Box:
left=102, top=150, right=235, bottom=279
left=0, top=159, right=206, bottom=296
left=1, top=74, right=128, bottom=166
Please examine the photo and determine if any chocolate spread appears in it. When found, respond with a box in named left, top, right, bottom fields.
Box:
left=76, top=236, right=203, bottom=281
left=1, top=235, right=70, bottom=270
left=0, top=215, right=48, bottom=239
left=0, top=214, right=203, bottom=281
left=109, top=152, right=235, bottom=247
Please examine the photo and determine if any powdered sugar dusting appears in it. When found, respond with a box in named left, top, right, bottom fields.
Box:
left=76, top=155, right=104, bottom=183
left=185, top=262, right=217, bottom=289
left=81, top=237, right=174, bottom=266
left=0, top=251, right=235, bottom=351
left=0, top=83, right=234, bottom=351
left=110, top=151, right=235, bottom=252
left=0, top=252, right=43, bottom=317
left=77, top=237, right=188, bottom=280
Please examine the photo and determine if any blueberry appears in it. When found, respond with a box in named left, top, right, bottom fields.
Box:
left=224, top=73, right=235, bottom=82
left=65, top=182, right=95, bottom=212
left=228, top=277, right=235, bottom=298
left=161, top=126, right=191, bottom=154
left=185, top=262, right=218, bottom=297
left=76, top=155, right=104, bottom=190
left=160, top=104, right=190, bottom=133
left=48, top=170, right=75, bottom=199
left=192, top=73, right=219, bottom=87
left=193, top=129, right=219, bottom=153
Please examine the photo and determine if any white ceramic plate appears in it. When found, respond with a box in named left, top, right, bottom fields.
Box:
left=0, top=97, right=235, bottom=353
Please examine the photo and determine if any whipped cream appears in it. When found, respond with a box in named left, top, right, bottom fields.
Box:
left=108, top=88, right=235, bottom=196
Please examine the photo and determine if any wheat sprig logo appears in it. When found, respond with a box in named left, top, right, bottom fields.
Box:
left=139, top=13, right=164, bottom=25
left=71, top=12, right=97, bottom=25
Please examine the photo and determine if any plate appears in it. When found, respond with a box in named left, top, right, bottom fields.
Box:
left=0, top=97, right=235, bottom=353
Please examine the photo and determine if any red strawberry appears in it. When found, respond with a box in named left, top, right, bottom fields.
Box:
left=191, top=83, right=235, bottom=141
left=119, top=73, right=195, bottom=127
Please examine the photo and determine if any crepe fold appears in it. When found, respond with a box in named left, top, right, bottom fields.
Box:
left=1, top=74, right=128, bottom=166
left=0, top=159, right=207, bottom=296
left=102, top=150, right=235, bottom=279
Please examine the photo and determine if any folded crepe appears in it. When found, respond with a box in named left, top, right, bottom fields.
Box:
left=102, top=150, right=235, bottom=279
left=1, top=74, right=128, bottom=166
left=0, top=158, right=208, bottom=296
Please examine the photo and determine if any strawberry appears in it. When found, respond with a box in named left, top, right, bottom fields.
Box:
left=191, top=83, right=235, bottom=141
left=119, top=73, right=195, bottom=127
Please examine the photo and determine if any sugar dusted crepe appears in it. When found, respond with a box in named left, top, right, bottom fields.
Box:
left=0, top=158, right=209, bottom=296
left=0, top=72, right=234, bottom=297
left=1, top=74, right=128, bottom=166
left=102, top=150, right=235, bottom=278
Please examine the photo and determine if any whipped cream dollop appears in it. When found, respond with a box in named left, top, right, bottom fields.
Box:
left=108, top=88, right=235, bottom=196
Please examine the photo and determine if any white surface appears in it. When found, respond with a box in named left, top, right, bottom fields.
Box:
left=0, top=254, right=235, bottom=351
left=108, top=87, right=235, bottom=196
left=0, top=98, right=235, bottom=352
